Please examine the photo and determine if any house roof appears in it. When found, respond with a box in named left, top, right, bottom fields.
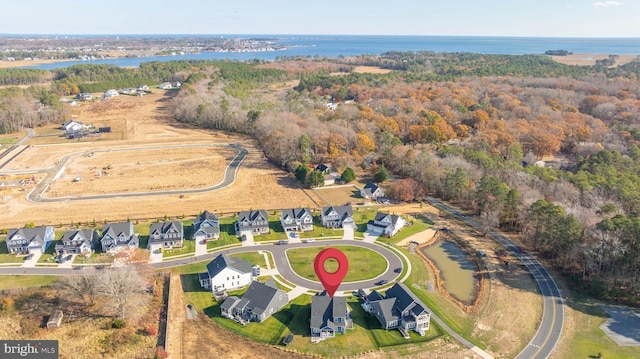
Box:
left=220, top=296, right=241, bottom=312
left=385, top=282, right=430, bottom=318
left=321, top=205, right=353, bottom=218
left=315, top=163, right=331, bottom=172
left=373, top=212, right=403, bottom=227
left=206, top=253, right=254, bottom=279
left=102, top=222, right=133, bottom=239
left=238, top=279, right=288, bottom=316
left=237, top=210, right=268, bottom=223
left=366, top=290, right=384, bottom=302
left=362, top=181, right=382, bottom=197
left=280, top=208, right=312, bottom=221
left=62, top=229, right=97, bottom=243
left=371, top=298, right=398, bottom=323
left=8, top=227, right=51, bottom=243
left=149, top=221, right=184, bottom=236
left=196, top=210, right=219, bottom=225
left=310, top=293, right=346, bottom=329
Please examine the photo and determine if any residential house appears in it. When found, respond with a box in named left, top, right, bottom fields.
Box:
left=119, top=88, right=136, bottom=95
left=310, top=293, right=352, bottom=342
left=61, top=120, right=84, bottom=132
left=75, top=92, right=92, bottom=101
left=158, top=82, right=172, bottom=89
left=171, top=81, right=182, bottom=88
left=315, top=163, right=332, bottom=175
left=220, top=279, right=288, bottom=323
left=100, top=222, right=139, bottom=254
left=199, top=253, right=254, bottom=293
left=55, top=229, right=99, bottom=256
left=320, top=205, right=354, bottom=228
left=6, top=226, right=55, bottom=255
left=365, top=282, right=430, bottom=337
left=280, top=207, right=313, bottom=232
left=367, top=212, right=406, bottom=237
left=323, top=173, right=338, bottom=186
left=361, top=181, right=385, bottom=200
left=103, top=89, right=119, bottom=99
left=136, top=85, right=149, bottom=91
left=193, top=210, right=220, bottom=242
left=235, top=210, right=269, bottom=235
left=148, top=221, right=184, bottom=249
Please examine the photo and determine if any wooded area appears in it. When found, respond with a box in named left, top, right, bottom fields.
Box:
left=2, top=52, right=640, bottom=303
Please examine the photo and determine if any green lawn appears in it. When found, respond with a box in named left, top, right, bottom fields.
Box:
left=162, top=239, right=196, bottom=258
left=0, top=240, right=25, bottom=264
left=207, top=218, right=242, bottom=249
left=37, top=238, right=61, bottom=264
left=170, top=262, right=208, bottom=275
left=286, top=245, right=387, bottom=282
left=378, top=217, right=430, bottom=245
left=230, top=252, right=267, bottom=268
left=297, top=219, right=344, bottom=239
left=0, top=131, right=25, bottom=145
left=0, top=275, right=58, bottom=290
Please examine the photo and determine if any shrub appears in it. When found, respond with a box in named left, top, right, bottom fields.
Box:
left=154, top=346, right=169, bottom=359
left=112, top=318, right=126, bottom=329
left=144, top=325, right=158, bottom=336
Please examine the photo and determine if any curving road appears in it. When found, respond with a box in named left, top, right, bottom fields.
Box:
left=25, top=143, right=248, bottom=202
left=426, top=197, right=564, bottom=359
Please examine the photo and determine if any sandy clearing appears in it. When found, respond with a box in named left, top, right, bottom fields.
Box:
left=549, top=53, right=640, bottom=67
left=353, top=65, right=392, bottom=74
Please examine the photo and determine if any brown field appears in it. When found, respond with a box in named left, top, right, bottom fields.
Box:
left=1, top=92, right=323, bottom=229
left=550, top=53, right=640, bottom=67
left=353, top=66, right=393, bottom=74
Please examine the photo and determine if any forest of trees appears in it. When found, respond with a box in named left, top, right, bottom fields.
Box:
left=2, top=52, right=640, bottom=303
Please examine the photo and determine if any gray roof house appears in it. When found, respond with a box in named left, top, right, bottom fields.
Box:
left=280, top=207, right=313, bottom=232
left=320, top=205, right=355, bottom=228
left=310, top=293, right=352, bottom=342
left=220, top=279, right=289, bottom=323
left=367, top=212, right=406, bottom=237
left=148, top=221, right=184, bottom=249
left=199, top=253, right=255, bottom=292
left=361, top=181, right=384, bottom=200
left=365, top=282, right=430, bottom=337
left=6, top=226, right=55, bottom=255
left=100, top=222, right=139, bottom=254
left=55, top=229, right=99, bottom=255
left=193, top=210, right=220, bottom=242
left=315, top=163, right=332, bottom=174
left=235, top=210, right=269, bottom=235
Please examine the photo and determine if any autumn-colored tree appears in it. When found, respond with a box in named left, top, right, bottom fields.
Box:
left=355, top=133, right=375, bottom=155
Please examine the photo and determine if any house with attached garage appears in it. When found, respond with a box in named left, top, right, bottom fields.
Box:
left=280, top=207, right=313, bottom=232
left=193, top=210, right=220, bottom=242
left=55, top=229, right=99, bottom=256
left=367, top=212, right=406, bottom=237
left=361, top=181, right=384, bottom=200
left=235, top=209, right=269, bottom=235
left=100, top=222, right=139, bottom=254
left=199, top=253, right=254, bottom=293
left=320, top=205, right=355, bottom=228
left=310, top=292, right=352, bottom=342
left=220, top=278, right=289, bottom=324
left=363, top=282, right=430, bottom=337
left=148, top=221, right=184, bottom=249
left=6, top=226, right=55, bottom=255
left=61, top=120, right=85, bottom=132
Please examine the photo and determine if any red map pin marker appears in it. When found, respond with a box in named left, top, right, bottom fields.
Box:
left=314, top=248, right=349, bottom=297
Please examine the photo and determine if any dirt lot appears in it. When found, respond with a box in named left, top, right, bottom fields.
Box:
left=1, top=92, right=323, bottom=228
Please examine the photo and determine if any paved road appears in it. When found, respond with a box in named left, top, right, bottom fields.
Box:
left=24, top=143, right=248, bottom=202
left=426, top=197, right=564, bottom=359
left=0, top=241, right=404, bottom=291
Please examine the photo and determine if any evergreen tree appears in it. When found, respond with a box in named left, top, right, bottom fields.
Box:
left=374, top=165, right=389, bottom=183
left=340, top=167, right=356, bottom=183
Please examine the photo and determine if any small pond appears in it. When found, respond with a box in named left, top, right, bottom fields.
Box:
left=420, top=240, right=478, bottom=304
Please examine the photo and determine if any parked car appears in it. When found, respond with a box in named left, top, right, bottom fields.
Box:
left=277, top=240, right=289, bottom=245
left=305, top=238, right=315, bottom=243
left=393, top=267, right=402, bottom=273
left=375, top=279, right=389, bottom=286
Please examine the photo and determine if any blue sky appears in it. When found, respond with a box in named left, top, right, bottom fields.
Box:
left=1, top=0, right=637, bottom=37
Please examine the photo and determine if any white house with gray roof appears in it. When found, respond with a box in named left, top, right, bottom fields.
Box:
left=55, top=229, right=98, bottom=255
left=280, top=207, right=313, bottom=232
left=367, top=212, right=406, bottom=237
left=193, top=210, right=220, bottom=242
left=100, top=222, right=139, bottom=254
left=361, top=181, right=384, bottom=200
left=364, top=282, right=430, bottom=337
left=320, top=205, right=355, bottom=228
left=220, top=279, right=288, bottom=323
left=6, top=226, right=55, bottom=255
left=310, top=293, right=352, bottom=342
left=235, top=209, right=269, bottom=235
left=199, top=253, right=254, bottom=293
left=148, top=221, right=184, bottom=249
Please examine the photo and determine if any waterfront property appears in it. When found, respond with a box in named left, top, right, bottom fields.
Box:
left=363, top=282, right=430, bottom=337
left=148, top=221, right=184, bottom=249
left=310, top=293, right=352, bottom=342
left=280, top=207, right=313, bottom=232
left=6, top=226, right=55, bottom=255
left=199, top=253, right=254, bottom=293
left=220, top=279, right=288, bottom=324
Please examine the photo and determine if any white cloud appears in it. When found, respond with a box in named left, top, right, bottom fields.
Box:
left=593, top=1, right=623, bottom=7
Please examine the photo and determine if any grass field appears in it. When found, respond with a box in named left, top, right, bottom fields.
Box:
left=0, top=240, right=25, bottom=264
left=312, top=185, right=362, bottom=206
left=286, top=245, right=387, bottom=282
left=162, top=239, right=196, bottom=258
left=0, top=275, right=58, bottom=290
left=0, top=131, right=24, bottom=145
left=230, top=251, right=267, bottom=268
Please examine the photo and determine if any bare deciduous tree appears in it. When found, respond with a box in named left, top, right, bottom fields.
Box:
left=96, top=266, right=149, bottom=320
